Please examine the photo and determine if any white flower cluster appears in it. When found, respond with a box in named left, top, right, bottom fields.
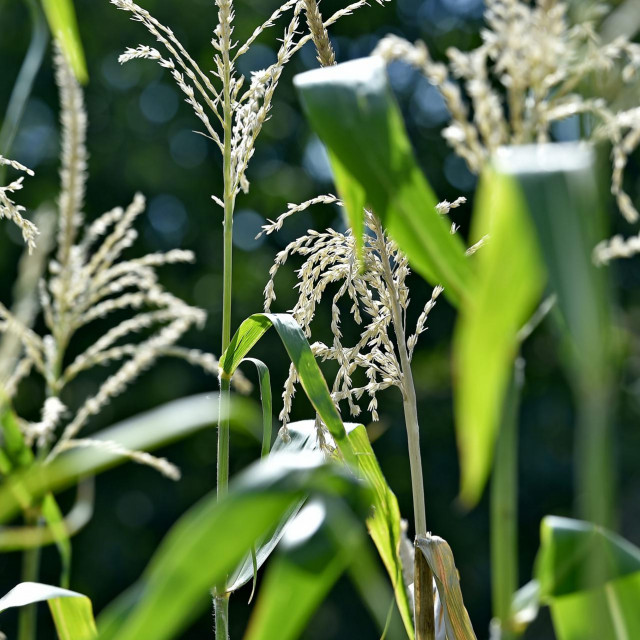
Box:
left=265, top=209, right=444, bottom=435
left=0, top=49, right=215, bottom=477
left=111, top=0, right=387, bottom=200
left=0, top=156, right=38, bottom=252
left=373, top=0, right=640, bottom=226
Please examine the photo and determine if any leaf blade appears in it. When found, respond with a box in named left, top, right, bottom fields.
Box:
left=346, top=423, right=414, bottom=639
left=220, top=313, right=355, bottom=465
left=0, top=393, right=258, bottom=524
left=226, top=420, right=320, bottom=594
left=41, top=0, right=88, bottom=83
left=512, top=516, right=640, bottom=639
left=294, top=56, right=473, bottom=306
left=241, top=357, right=273, bottom=458
left=96, top=453, right=370, bottom=640
left=454, top=167, right=545, bottom=506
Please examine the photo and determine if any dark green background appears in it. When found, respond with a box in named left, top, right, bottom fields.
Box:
left=1, top=0, right=639, bottom=637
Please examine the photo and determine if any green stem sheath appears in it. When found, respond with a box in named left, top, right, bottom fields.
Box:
left=214, top=593, right=230, bottom=640
left=215, top=8, right=235, bottom=638
left=490, top=360, right=523, bottom=639
left=374, top=216, right=434, bottom=640
left=575, top=385, right=614, bottom=529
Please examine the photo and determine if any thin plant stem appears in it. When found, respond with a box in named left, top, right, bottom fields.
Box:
left=217, top=0, right=235, bottom=505
left=214, top=592, right=230, bottom=640
left=574, top=384, right=613, bottom=636
left=490, top=360, right=523, bottom=640
left=575, top=385, right=614, bottom=529
left=0, top=0, right=48, bottom=183
left=215, top=3, right=236, bottom=636
left=17, top=511, right=41, bottom=640
left=373, top=215, right=435, bottom=640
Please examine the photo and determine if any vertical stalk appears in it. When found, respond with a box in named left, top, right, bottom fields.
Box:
left=490, top=360, right=523, bottom=640
left=217, top=0, right=234, bottom=505
left=214, top=592, right=230, bottom=640
left=374, top=216, right=434, bottom=640
left=574, top=383, right=613, bottom=635
left=575, top=385, right=613, bottom=529
left=214, top=3, right=235, bottom=637
left=18, top=511, right=41, bottom=640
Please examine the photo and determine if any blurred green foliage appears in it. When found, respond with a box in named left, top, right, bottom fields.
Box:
left=1, top=0, right=639, bottom=638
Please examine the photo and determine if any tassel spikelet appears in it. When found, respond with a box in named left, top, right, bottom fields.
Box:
left=110, top=0, right=388, bottom=198
left=264, top=208, right=461, bottom=430
left=303, top=0, right=336, bottom=67
left=0, top=156, right=38, bottom=252
left=373, top=0, right=640, bottom=228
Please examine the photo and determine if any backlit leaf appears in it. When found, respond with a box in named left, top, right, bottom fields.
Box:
left=294, top=57, right=473, bottom=307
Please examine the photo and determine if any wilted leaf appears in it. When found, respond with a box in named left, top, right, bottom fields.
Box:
left=416, top=536, right=477, bottom=640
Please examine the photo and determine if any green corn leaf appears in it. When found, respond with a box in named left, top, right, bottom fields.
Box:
left=346, top=422, right=414, bottom=639
left=1, top=405, right=36, bottom=510
left=243, top=499, right=365, bottom=640
left=222, top=315, right=414, bottom=633
left=41, top=493, right=72, bottom=587
left=416, top=536, right=477, bottom=640
left=220, top=313, right=355, bottom=465
left=494, top=143, right=616, bottom=527
left=536, top=517, right=640, bottom=598
left=512, top=517, right=640, bottom=639
left=492, top=144, right=613, bottom=392
left=548, top=573, right=640, bottom=640
left=454, top=167, right=545, bottom=506
left=244, top=496, right=406, bottom=640
left=0, top=481, right=93, bottom=553
left=329, top=149, right=366, bottom=260
left=0, top=582, right=97, bottom=640
left=1, top=404, right=74, bottom=584
left=96, top=452, right=371, bottom=640
left=293, top=56, right=473, bottom=307
left=241, top=357, right=273, bottom=458
left=0, top=393, right=259, bottom=524
left=41, top=0, right=87, bottom=83
left=227, top=420, right=319, bottom=594
left=1, top=404, right=34, bottom=469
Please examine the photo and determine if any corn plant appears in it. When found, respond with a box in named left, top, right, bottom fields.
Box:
left=0, top=42, right=240, bottom=638
left=106, top=0, right=392, bottom=636
left=289, top=0, right=640, bottom=637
